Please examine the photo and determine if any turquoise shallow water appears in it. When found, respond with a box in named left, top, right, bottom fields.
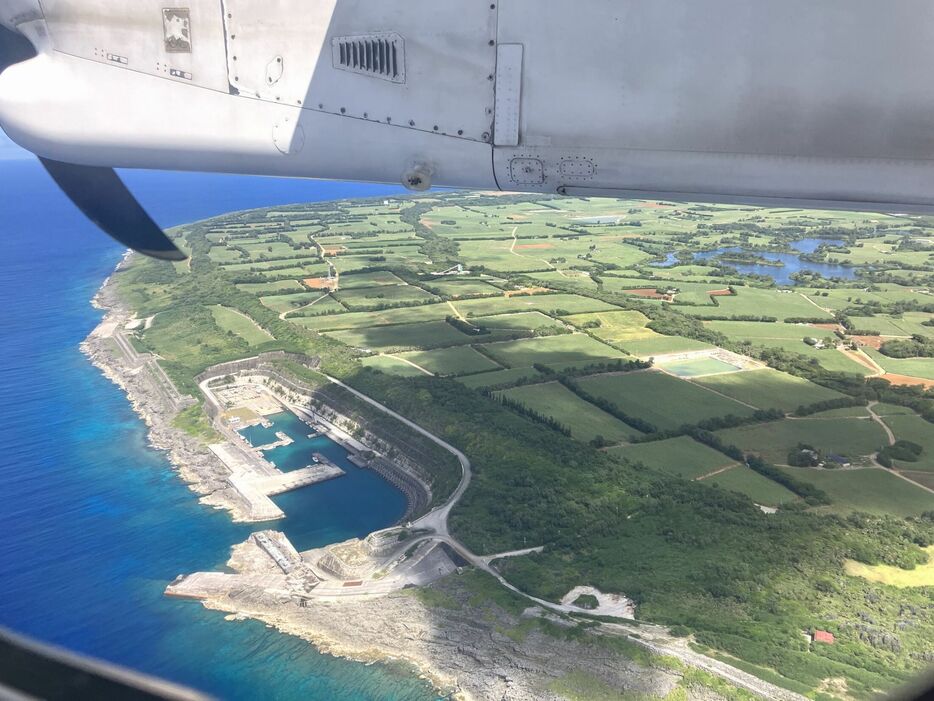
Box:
left=0, top=159, right=437, bottom=700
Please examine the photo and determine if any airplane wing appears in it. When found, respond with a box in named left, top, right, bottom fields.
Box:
left=3, top=1, right=934, bottom=257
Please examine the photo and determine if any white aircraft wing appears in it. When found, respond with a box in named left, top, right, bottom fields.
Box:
left=2, top=1, right=934, bottom=257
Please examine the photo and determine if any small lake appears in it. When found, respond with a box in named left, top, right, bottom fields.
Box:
left=239, top=411, right=407, bottom=551
left=651, top=238, right=855, bottom=285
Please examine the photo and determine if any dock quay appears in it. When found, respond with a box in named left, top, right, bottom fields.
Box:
left=347, top=453, right=370, bottom=467
left=249, top=463, right=343, bottom=497
left=253, top=431, right=293, bottom=452
left=209, top=442, right=344, bottom=522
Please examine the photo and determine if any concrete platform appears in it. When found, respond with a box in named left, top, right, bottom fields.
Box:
left=252, top=463, right=343, bottom=496
left=165, top=572, right=291, bottom=600
left=210, top=443, right=345, bottom=522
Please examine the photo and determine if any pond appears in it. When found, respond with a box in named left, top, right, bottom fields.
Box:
left=651, top=238, right=855, bottom=285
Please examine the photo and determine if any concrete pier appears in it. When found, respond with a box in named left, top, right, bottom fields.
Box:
left=209, top=443, right=344, bottom=522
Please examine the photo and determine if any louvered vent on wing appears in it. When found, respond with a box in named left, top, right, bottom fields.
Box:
left=332, top=33, right=405, bottom=83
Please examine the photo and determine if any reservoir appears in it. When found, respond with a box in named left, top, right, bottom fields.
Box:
left=653, top=238, right=856, bottom=286
left=239, top=411, right=407, bottom=551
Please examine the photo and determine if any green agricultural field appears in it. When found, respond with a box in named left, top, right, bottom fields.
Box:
left=619, top=336, right=715, bottom=356
left=420, top=277, right=504, bottom=297
left=575, top=370, right=755, bottom=431
left=692, top=288, right=833, bottom=320
left=236, top=280, right=306, bottom=295
left=607, top=436, right=736, bottom=479
left=706, top=320, right=870, bottom=375
left=295, top=303, right=451, bottom=331
left=396, top=346, right=501, bottom=376
left=562, top=310, right=655, bottom=342
left=325, top=320, right=473, bottom=352
left=456, top=293, right=620, bottom=317
left=209, top=305, right=274, bottom=345
left=656, top=357, right=741, bottom=377
left=496, top=382, right=639, bottom=444
left=694, top=368, right=845, bottom=412
left=800, top=285, right=923, bottom=311
left=260, top=292, right=336, bottom=314
left=481, top=334, right=628, bottom=369
left=702, top=466, right=799, bottom=507
left=864, top=349, right=934, bottom=381
left=886, top=414, right=934, bottom=472
left=223, top=259, right=327, bottom=275
left=359, top=355, right=428, bottom=377
left=776, top=467, right=934, bottom=517
left=848, top=315, right=919, bottom=336
left=561, top=310, right=715, bottom=356
left=468, top=311, right=561, bottom=332
left=717, top=418, right=887, bottom=464
left=337, top=270, right=408, bottom=288
left=334, top=283, right=438, bottom=308
left=456, top=366, right=542, bottom=389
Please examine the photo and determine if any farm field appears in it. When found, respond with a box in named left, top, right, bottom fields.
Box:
left=606, top=436, right=735, bottom=479
left=691, top=288, right=833, bottom=320
left=481, top=334, right=628, bottom=370
left=701, top=465, right=799, bottom=507
left=236, top=280, right=305, bottom=295
left=693, top=368, right=845, bottom=412
left=396, top=346, right=502, bottom=376
left=885, top=414, right=934, bottom=472
left=496, top=382, right=640, bottom=444
left=717, top=418, right=887, bottom=464
left=336, top=270, right=408, bottom=288
left=456, top=366, right=542, bottom=389
left=467, top=311, right=561, bottom=332
left=421, top=277, right=504, bottom=297
left=334, top=283, right=438, bottom=308
left=575, top=370, right=755, bottom=431
left=325, top=320, right=473, bottom=352
left=776, top=467, right=934, bottom=517
left=863, top=349, right=934, bottom=381
left=209, top=305, right=274, bottom=345
left=455, top=293, right=619, bottom=317
left=705, top=320, right=870, bottom=375
left=359, top=355, right=428, bottom=377
left=848, top=314, right=931, bottom=337
left=655, top=356, right=741, bottom=377
left=259, top=292, right=335, bottom=314
left=296, top=303, right=452, bottom=331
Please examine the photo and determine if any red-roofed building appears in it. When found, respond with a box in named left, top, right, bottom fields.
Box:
left=812, top=630, right=835, bottom=644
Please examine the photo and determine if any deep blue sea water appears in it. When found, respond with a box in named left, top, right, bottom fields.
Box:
left=0, top=159, right=438, bottom=700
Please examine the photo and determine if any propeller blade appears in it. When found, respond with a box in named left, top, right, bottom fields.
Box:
left=38, top=158, right=187, bottom=261
left=0, top=24, right=36, bottom=73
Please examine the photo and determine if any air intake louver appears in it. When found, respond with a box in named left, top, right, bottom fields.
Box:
left=332, top=33, right=405, bottom=83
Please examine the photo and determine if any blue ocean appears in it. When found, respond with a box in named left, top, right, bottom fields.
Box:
left=0, top=159, right=438, bottom=700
